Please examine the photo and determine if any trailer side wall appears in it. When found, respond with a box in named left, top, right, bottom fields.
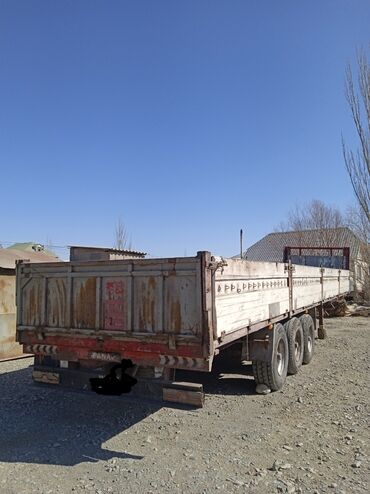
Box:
left=214, top=259, right=350, bottom=338
left=16, top=254, right=213, bottom=370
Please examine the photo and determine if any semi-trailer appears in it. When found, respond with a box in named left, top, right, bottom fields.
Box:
left=15, top=252, right=349, bottom=404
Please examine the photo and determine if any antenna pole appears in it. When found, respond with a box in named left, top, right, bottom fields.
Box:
left=240, top=229, right=243, bottom=259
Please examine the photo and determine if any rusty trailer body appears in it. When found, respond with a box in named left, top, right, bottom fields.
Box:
left=16, top=252, right=349, bottom=377
left=0, top=247, right=60, bottom=360
left=0, top=273, right=18, bottom=359
left=16, top=253, right=211, bottom=371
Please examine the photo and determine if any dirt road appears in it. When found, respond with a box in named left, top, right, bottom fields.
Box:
left=0, top=316, right=369, bottom=494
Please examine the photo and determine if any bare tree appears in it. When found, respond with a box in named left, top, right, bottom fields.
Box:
left=286, top=200, right=343, bottom=230
left=277, top=199, right=345, bottom=246
left=114, top=217, right=131, bottom=250
left=346, top=204, right=370, bottom=301
left=342, top=48, right=370, bottom=221
left=274, top=200, right=369, bottom=300
left=346, top=204, right=370, bottom=244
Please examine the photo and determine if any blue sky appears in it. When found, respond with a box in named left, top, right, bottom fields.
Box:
left=0, top=1, right=369, bottom=259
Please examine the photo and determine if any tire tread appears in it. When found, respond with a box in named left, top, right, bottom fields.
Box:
left=300, top=314, right=315, bottom=364
left=285, top=317, right=304, bottom=375
left=252, top=324, right=288, bottom=391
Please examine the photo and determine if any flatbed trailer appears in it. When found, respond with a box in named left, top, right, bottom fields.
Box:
left=15, top=252, right=350, bottom=403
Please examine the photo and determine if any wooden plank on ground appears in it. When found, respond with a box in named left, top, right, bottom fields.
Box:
left=33, top=370, right=60, bottom=385
left=163, top=381, right=203, bottom=392
left=163, top=383, right=204, bottom=407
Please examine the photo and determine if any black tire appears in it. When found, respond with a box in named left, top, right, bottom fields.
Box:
left=284, top=317, right=304, bottom=375
left=299, top=314, right=315, bottom=364
left=252, top=323, right=288, bottom=391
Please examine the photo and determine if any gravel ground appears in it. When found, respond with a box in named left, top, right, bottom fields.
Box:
left=0, top=316, right=369, bottom=494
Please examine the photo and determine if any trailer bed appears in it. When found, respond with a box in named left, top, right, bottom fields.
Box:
left=16, top=252, right=350, bottom=372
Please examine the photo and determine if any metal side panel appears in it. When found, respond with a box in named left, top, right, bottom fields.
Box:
left=214, top=259, right=350, bottom=338
left=292, top=265, right=350, bottom=309
left=0, top=274, right=23, bottom=359
left=214, top=260, right=290, bottom=337
left=16, top=255, right=211, bottom=366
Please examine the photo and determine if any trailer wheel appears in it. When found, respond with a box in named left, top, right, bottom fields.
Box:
left=299, top=314, right=315, bottom=364
left=285, top=317, right=304, bottom=375
left=252, top=323, right=288, bottom=391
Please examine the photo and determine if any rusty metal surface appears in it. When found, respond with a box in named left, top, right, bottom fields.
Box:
left=16, top=254, right=209, bottom=368
left=0, top=249, right=60, bottom=359
left=0, top=275, right=22, bottom=359
left=18, top=257, right=203, bottom=335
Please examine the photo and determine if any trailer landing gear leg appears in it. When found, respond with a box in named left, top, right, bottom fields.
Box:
left=317, top=303, right=327, bottom=339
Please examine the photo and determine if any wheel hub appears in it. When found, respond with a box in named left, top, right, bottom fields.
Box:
left=307, top=335, right=313, bottom=353
left=276, top=339, right=285, bottom=376
left=295, top=331, right=302, bottom=360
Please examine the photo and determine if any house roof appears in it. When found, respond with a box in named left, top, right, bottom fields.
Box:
left=7, top=242, right=57, bottom=259
left=69, top=245, right=147, bottom=257
left=0, top=248, right=60, bottom=270
left=238, top=227, right=363, bottom=262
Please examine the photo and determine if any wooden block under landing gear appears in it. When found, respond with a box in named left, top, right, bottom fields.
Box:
left=162, top=382, right=204, bottom=407
left=33, top=370, right=60, bottom=385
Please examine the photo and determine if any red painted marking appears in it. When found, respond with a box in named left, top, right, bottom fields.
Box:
left=104, top=280, right=125, bottom=330
left=19, top=332, right=204, bottom=358
left=88, top=351, right=121, bottom=362
left=19, top=336, right=209, bottom=370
